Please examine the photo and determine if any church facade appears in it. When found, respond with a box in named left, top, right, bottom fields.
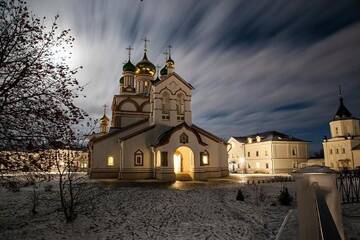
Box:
left=323, top=91, right=360, bottom=170
left=88, top=44, right=229, bottom=181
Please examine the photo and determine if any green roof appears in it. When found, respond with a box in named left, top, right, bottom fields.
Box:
left=123, top=60, right=136, bottom=72
left=120, top=76, right=124, bottom=84
left=160, top=65, right=167, bottom=75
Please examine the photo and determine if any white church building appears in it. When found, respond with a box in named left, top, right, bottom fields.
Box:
left=88, top=42, right=229, bottom=181
left=323, top=91, right=360, bottom=170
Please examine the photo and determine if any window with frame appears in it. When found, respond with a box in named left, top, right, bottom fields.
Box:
left=336, top=149, right=339, bottom=154
left=134, top=150, right=144, bottom=166
left=256, top=151, right=259, bottom=157
left=265, top=163, right=269, bottom=169
left=200, top=150, right=209, bottom=166
left=176, top=93, right=185, bottom=115
left=335, top=127, right=339, bottom=134
left=162, top=92, right=170, bottom=115
left=292, top=148, right=297, bottom=156
left=161, top=151, right=168, bottom=167
left=342, top=148, right=345, bottom=154
left=107, top=156, right=114, bottom=166
left=330, top=149, right=333, bottom=154
left=247, top=152, right=250, bottom=157
left=248, top=164, right=251, bottom=169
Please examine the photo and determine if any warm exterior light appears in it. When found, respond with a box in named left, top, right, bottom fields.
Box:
left=107, top=156, right=114, bottom=166
left=174, top=152, right=181, bottom=173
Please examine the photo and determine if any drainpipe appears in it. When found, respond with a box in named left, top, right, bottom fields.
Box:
left=118, top=142, right=123, bottom=179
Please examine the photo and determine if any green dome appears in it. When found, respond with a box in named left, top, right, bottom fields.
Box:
left=160, top=65, right=167, bottom=75
left=120, top=76, right=124, bottom=84
left=123, top=60, right=136, bottom=72
left=135, top=53, right=156, bottom=76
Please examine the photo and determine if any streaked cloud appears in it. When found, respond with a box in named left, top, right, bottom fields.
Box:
left=28, top=0, right=360, bottom=152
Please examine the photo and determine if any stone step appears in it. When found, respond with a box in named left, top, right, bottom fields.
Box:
left=176, top=173, right=192, bottom=181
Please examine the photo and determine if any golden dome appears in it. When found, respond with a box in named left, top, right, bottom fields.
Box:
left=135, top=53, right=156, bottom=77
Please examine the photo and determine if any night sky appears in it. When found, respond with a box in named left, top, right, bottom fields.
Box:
left=28, top=0, right=360, bottom=153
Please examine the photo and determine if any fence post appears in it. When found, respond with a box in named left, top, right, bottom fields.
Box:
left=291, top=165, right=344, bottom=240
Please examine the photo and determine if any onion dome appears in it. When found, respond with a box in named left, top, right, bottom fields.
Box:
left=135, top=53, right=156, bottom=76
left=120, top=76, right=124, bottom=84
left=123, top=60, right=136, bottom=72
left=100, top=114, right=109, bottom=121
left=166, top=56, right=174, bottom=69
left=160, top=65, right=167, bottom=76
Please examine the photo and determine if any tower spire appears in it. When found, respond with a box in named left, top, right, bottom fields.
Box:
left=168, top=44, right=172, bottom=60
left=163, top=50, right=169, bottom=61
left=103, top=104, right=107, bottom=116
left=126, top=45, right=133, bottom=61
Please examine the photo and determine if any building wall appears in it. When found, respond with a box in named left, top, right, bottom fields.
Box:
left=227, top=138, right=309, bottom=174
left=323, top=138, right=360, bottom=170
left=330, top=119, right=360, bottom=138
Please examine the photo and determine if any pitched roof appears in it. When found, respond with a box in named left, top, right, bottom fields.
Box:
left=353, top=144, right=360, bottom=151
left=153, top=123, right=207, bottom=147
left=154, top=72, right=194, bottom=90
left=333, top=97, right=356, bottom=120
left=232, top=130, right=308, bottom=143
left=91, top=118, right=149, bottom=143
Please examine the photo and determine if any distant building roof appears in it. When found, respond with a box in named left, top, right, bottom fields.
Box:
left=232, top=130, right=308, bottom=143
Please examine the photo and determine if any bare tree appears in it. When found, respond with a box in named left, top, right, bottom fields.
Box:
left=0, top=0, right=86, bottom=170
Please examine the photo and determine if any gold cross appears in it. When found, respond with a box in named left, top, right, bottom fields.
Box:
left=142, top=37, right=150, bottom=52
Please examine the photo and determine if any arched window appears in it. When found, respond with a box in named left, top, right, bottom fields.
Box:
left=134, top=149, right=144, bottom=166
left=176, top=93, right=185, bottom=115
left=162, top=91, right=170, bottom=114
left=200, top=150, right=209, bottom=166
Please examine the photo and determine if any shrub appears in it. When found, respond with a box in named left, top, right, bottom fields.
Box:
left=7, top=181, right=20, bottom=192
left=278, top=187, right=293, bottom=206
left=236, top=189, right=245, bottom=201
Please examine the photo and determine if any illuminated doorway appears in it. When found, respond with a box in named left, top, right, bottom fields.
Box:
left=173, top=146, right=194, bottom=177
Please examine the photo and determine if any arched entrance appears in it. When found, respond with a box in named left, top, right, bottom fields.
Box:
left=173, top=146, right=194, bottom=180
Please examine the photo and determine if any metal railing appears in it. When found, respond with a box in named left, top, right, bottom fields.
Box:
left=337, top=169, right=360, bottom=203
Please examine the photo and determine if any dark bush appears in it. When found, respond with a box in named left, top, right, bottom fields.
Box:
left=236, top=189, right=245, bottom=201
left=278, top=187, right=293, bottom=206
left=44, top=184, right=53, bottom=192
left=7, top=181, right=20, bottom=192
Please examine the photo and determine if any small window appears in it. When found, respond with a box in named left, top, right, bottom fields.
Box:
left=180, top=133, right=189, bottom=144
left=292, top=148, right=297, bottom=156
left=330, top=149, right=333, bottom=155
left=256, top=151, right=259, bottom=157
left=134, top=149, right=144, bottom=166
left=200, top=150, right=209, bottom=166
left=161, top=152, right=168, bottom=167
left=342, top=148, right=345, bottom=154
left=335, top=127, right=338, bottom=134
left=247, top=152, right=250, bottom=157
left=107, top=156, right=114, bottom=166
left=265, top=150, right=268, bottom=156
left=248, top=164, right=251, bottom=169
left=336, top=149, right=339, bottom=154
left=265, top=163, right=269, bottom=169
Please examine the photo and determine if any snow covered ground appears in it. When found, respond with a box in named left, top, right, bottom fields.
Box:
left=0, top=175, right=358, bottom=239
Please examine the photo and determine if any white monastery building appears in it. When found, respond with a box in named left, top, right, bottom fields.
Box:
left=323, top=90, right=360, bottom=170
left=228, top=131, right=309, bottom=174
left=89, top=42, right=229, bottom=181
